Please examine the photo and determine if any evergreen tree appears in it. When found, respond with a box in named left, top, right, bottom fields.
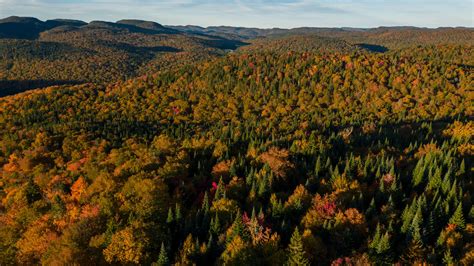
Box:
left=155, top=243, right=169, bottom=266
left=202, top=192, right=210, bottom=213
left=457, top=159, right=465, bottom=176
left=442, top=249, right=454, bottom=266
left=215, top=177, right=226, bottom=200
left=175, top=203, right=182, bottom=221
left=314, top=156, right=321, bottom=177
left=369, top=223, right=381, bottom=250
left=412, top=158, right=425, bottom=187
left=410, top=206, right=423, bottom=240
left=166, top=207, right=174, bottom=224
left=402, top=237, right=426, bottom=264
left=369, top=225, right=393, bottom=265
left=448, top=203, right=465, bottom=229
left=210, top=213, right=221, bottom=235
left=229, top=210, right=248, bottom=242
left=376, top=232, right=390, bottom=255
left=287, top=228, right=309, bottom=266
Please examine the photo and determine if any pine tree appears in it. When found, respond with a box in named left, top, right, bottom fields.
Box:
left=210, top=213, right=221, bottom=235
left=369, top=225, right=393, bottom=264
left=457, top=159, right=465, bottom=176
left=229, top=210, right=248, bottom=242
left=202, top=192, right=210, bottom=213
left=155, top=242, right=169, bottom=266
left=410, top=206, right=423, bottom=240
left=376, top=232, right=390, bottom=254
left=287, top=228, right=309, bottom=266
left=325, top=157, right=331, bottom=169
left=207, top=234, right=214, bottom=251
left=363, top=158, right=370, bottom=178
left=215, top=177, right=226, bottom=200
left=401, top=200, right=416, bottom=233
left=412, top=158, right=425, bottom=187
left=166, top=207, right=174, bottom=224
left=314, top=156, right=321, bottom=177
left=369, top=223, right=381, bottom=250
left=402, top=236, right=426, bottom=264
left=424, top=211, right=436, bottom=242
left=366, top=197, right=376, bottom=217
left=442, top=248, right=454, bottom=266
left=448, top=203, right=465, bottom=229
left=175, top=203, right=182, bottom=221
left=428, top=166, right=442, bottom=190
left=258, top=174, right=268, bottom=196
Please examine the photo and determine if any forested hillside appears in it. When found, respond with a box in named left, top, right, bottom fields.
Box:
left=0, top=17, right=245, bottom=96
left=0, top=34, right=473, bottom=266
left=1, top=16, right=473, bottom=96
left=172, top=25, right=474, bottom=48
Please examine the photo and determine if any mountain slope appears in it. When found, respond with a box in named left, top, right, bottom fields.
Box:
left=0, top=17, right=247, bottom=96
left=0, top=44, right=472, bottom=265
left=170, top=24, right=474, bottom=47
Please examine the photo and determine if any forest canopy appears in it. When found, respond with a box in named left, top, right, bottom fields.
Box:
left=0, top=17, right=473, bottom=265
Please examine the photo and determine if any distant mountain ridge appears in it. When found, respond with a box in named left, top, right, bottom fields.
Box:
left=0, top=16, right=473, bottom=97
left=0, top=16, right=181, bottom=39
left=2, top=16, right=472, bottom=43
left=167, top=24, right=473, bottom=41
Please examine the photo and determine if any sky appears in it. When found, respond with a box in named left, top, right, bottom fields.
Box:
left=0, top=0, right=472, bottom=28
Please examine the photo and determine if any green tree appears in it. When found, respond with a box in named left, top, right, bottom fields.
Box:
left=155, top=243, right=169, bottom=266
left=287, top=228, right=309, bottom=266
left=448, top=203, right=465, bottom=229
left=166, top=208, right=174, bottom=224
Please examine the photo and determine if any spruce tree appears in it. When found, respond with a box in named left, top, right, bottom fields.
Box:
left=166, top=207, right=174, bottom=224
left=229, top=210, right=248, bottom=242
left=156, top=242, right=169, bottom=266
left=448, top=203, right=465, bottom=229
left=442, top=249, right=454, bottom=266
left=215, top=177, right=225, bottom=200
left=314, top=155, right=321, bottom=177
left=457, top=159, right=465, bottom=176
left=369, top=223, right=381, bottom=250
left=412, top=158, right=425, bottom=187
left=210, top=213, right=221, bottom=235
left=175, top=203, right=182, bottom=221
left=202, top=192, right=210, bottom=213
left=376, top=232, right=390, bottom=255
left=287, top=228, right=309, bottom=266
left=402, top=238, right=425, bottom=264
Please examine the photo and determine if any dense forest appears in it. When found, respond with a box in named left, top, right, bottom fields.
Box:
left=0, top=16, right=246, bottom=96
left=0, top=16, right=473, bottom=265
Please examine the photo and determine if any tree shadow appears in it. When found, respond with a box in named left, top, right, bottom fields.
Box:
left=199, top=38, right=249, bottom=50
left=357, top=43, right=389, bottom=53
left=0, top=79, right=84, bottom=97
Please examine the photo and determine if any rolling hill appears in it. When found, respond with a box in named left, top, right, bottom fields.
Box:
left=0, top=17, right=246, bottom=96
left=0, top=16, right=472, bottom=98
left=0, top=40, right=472, bottom=265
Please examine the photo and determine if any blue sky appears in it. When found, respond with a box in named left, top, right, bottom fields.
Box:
left=0, top=0, right=472, bottom=28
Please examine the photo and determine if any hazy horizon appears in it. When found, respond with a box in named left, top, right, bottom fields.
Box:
left=0, top=0, right=472, bottom=28
left=3, top=15, right=474, bottom=30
